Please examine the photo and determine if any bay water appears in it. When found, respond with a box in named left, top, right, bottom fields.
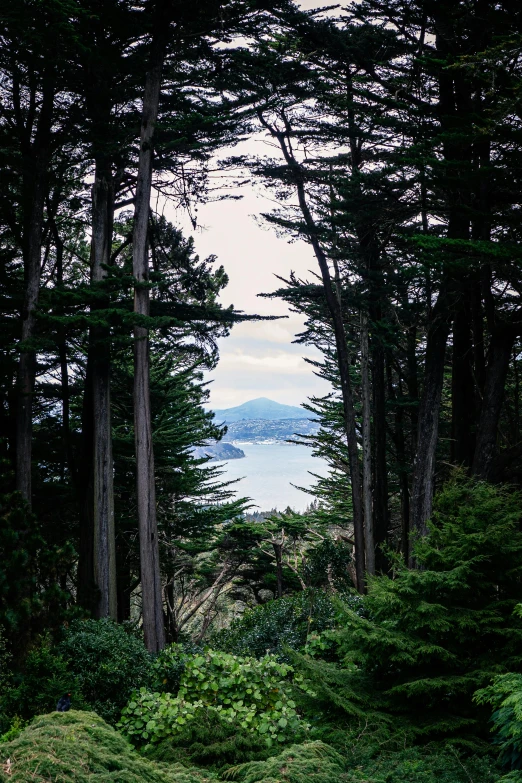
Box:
left=216, top=442, right=328, bottom=512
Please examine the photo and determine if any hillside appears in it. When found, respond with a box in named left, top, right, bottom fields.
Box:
left=213, top=397, right=309, bottom=423
left=221, top=418, right=319, bottom=443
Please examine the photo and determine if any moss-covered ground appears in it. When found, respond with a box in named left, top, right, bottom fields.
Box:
left=0, top=711, right=218, bottom=783
left=0, top=710, right=501, bottom=783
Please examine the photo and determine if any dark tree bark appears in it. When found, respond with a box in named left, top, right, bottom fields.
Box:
left=132, top=0, right=172, bottom=651
left=387, top=361, right=410, bottom=565
left=396, top=406, right=410, bottom=566
left=91, top=159, right=117, bottom=620
left=514, top=343, right=520, bottom=445
left=51, top=220, right=76, bottom=486
left=347, top=74, right=382, bottom=578
left=360, top=311, right=375, bottom=575
left=295, top=203, right=365, bottom=590
left=451, top=294, right=475, bottom=466
left=406, top=321, right=419, bottom=438
left=77, top=350, right=96, bottom=611
left=15, top=74, right=55, bottom=506
left=358, top=216, right=388, bottom=569
left=471, top=279, right=486, bottom=394
left=370, top=324, right=388, bottom=570
left=472, top=326, right=517, bottom=479
left=410, top=290, right=452, bottom=537
left=411, top=5, right=474, bottom=536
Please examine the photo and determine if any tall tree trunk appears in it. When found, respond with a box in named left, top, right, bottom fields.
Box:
left=386, top=360, right=410, bottom=565
left=471, top=279, right=486, bottom=395
left=303, top=230, right=365, bottom=591
left=362, top=241, right=388, bottom=568
left=91, top=160, right=117, bottom=620
left=406, top=321, right=419, bottom=438
left=472, top=326, right=516, bottom=479
left=132, top=0, right=171, bottom=651
left=77, top=349, right=96, bottom=611
left=451, top=293, right=475, bottom=466
left=514, top=343, right=520, bottom=445
left=258, top=116, right=365, bottom=592
left=396, top=404, right=410, bottom=566
left=410, top=8, right=473, bottom=536
left=370, top=325, right=388, bottom=569
left=410, top=290, right=452, bottom=537
left=58, top=326, right=73, bottom=484
left=293, top=189, right=365, bottom=590
left=12, top=70, right=53, bottom=650
left=301, top=224, right=365, bottom=591
left=360, top=311, right=375, bottom=574
left=51, top=221, right=77, bottom=488
left=15, top=78, right=55, bottom=506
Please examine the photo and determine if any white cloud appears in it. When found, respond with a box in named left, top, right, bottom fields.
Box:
left=219, top=351, right=311, bottom=372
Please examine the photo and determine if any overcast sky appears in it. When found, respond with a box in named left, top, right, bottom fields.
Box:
left=170, top=0, right=334, bottom=411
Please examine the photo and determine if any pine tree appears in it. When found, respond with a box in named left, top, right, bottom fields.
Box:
left=296, top=478, right=522, bottom=742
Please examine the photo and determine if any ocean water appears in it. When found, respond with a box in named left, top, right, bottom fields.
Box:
left=216, top=442, right=329, bottom=512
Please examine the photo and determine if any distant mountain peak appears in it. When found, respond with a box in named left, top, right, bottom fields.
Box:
left=213, top=397, right=309, bottom=423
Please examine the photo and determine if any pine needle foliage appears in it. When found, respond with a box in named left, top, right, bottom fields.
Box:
left=339, top=744, right=500, bottom=783
left=295, top=478, right=522, bottom=742
left=0, top=710, right=218, bottom=783
left=221, top=740, right=347, bottom=783
left=476, top=670, right=522, bottom=770
left=219, top=737, right=498, bottom=783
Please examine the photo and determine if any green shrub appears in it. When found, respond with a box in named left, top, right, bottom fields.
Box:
left=294, top=479, right=522, bottom=742
left=212, top=590, right=342, bottom=662
left=142, top=707, right=276, bottom=769
left=0, top=716, right=27, bottom=744
left=0, top=710, right=218, bottom=782
left=0, top=635, right=83, bottom=731
left=59, top=618, right=152, bottom=723
left=151, top=642, right=203, bottom=694
left=119, top=649, right=308, bottom=747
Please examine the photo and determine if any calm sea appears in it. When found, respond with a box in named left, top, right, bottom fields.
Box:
left=216, top=442, right=328, bottom=512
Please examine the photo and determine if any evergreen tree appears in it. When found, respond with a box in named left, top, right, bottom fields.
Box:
left=295, top=478, right=522, bottom=741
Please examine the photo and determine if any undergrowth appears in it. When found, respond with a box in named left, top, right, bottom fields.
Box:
left=220, top=740, right=347, bottom=782
left=0, top=708, right=503, bottom=783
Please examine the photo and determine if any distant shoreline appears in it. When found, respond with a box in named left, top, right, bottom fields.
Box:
left=191, top=442, right=245, bottom=462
